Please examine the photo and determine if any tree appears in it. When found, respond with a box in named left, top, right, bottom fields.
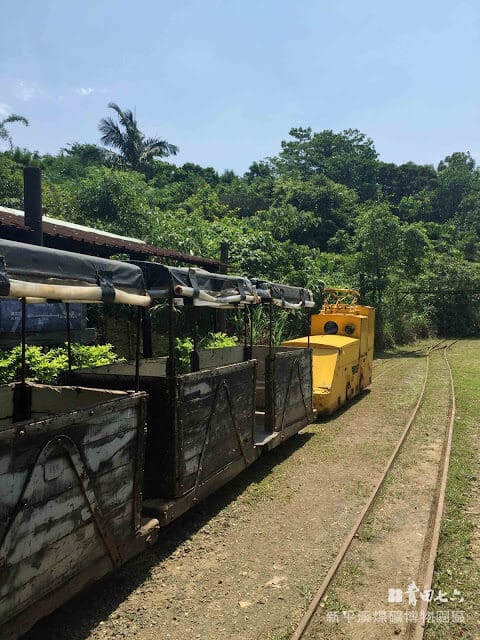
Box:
left=98, top=103, right=178, bottom=172
left=0, top=114, right=29, bottom=149
left=433, top=152, right=479, bottom=221
left=377, top=161, right=437, bottom=207
left=41, top=144, right=108, bottom=183
left=274, top=127, right=378, bottom=200
left=72, top=166, right=157, bottom=237
left=62, top=142, right=108, bottom=166
left=350, top=203, right=403, bottom=304
left=268, top=174, right=358, bottom=248
left=0, top=154, right=24, bottom=207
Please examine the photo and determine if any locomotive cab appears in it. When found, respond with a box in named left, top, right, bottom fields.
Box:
left=282, top=289, right=375, bottom=415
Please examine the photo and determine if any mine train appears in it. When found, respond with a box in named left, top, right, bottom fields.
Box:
left=0, top=239, right=374, bottom=639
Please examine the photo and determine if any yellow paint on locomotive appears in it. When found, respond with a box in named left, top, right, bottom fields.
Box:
left=282, top=289, right=375, bottom=415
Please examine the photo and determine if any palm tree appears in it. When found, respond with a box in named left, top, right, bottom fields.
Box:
left=0, top=114, right=29, bottom=149
left=98, top=103, right=178, bottom=171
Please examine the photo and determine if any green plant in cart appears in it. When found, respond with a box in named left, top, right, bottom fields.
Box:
left=174, top=332, right=238, bottom=373
left=0, top=343, right=123, bottom=384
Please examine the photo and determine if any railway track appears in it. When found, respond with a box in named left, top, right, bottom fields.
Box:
left=290, top=340, right=457, bottom=640
left=371, top=339, right=451, bottom=384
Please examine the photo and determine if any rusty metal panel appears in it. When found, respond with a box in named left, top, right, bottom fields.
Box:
left=0, top=383, right=147, bottom=631
left=267, top=348, right=314, bottom=433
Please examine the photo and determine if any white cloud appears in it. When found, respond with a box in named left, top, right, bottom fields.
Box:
left=14, top=81, right=36, bottom=101
left=0, top=103, right=10, bottom=116
left=76, top=87, right=94, bottom=96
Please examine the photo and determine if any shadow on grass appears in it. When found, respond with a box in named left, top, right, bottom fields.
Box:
left=316, top=388, right=371, bottom=424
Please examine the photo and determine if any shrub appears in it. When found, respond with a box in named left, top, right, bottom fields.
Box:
left=174, top=332, right=238, bottom=373
left=0, top=343, right=122, bottom=384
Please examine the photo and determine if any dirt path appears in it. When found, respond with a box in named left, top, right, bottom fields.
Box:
left=24, top=354, right=427, bottom=640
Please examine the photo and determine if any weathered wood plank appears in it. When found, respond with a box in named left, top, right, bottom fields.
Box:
left=0, top=450, right=136, bottom=534
left=271, top=348, right=313, bottom=433
left=197, top=345, right=244, bottom=370
left=0, top=520, right=104, bottom=602
left=0, top=382, right=146, bottom=632
left=0, top=385, right=13, bottom=422
left=175, top=361, right=256, bottom=495
left=0, top=519, right=159, bottom=640
left=1, top=423, right=137, bottom=480
left=4, top=497, right=133, bottom=569
left=66, top=357, right=168, bottom=378
left=0, top=411, right=140, bottom=472
left=30, top=386, right=124, bottom=415
left=0, top=461, right=135, bottom=554
left=0, top=499, right=136, bottom=608
left=0, top=392, right=144, bottom=453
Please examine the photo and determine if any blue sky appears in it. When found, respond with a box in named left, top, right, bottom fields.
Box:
left=1, top=0, right=480, bottom=173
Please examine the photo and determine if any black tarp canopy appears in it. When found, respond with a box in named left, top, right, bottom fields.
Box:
left=252, top=279, right=315, bottom=308
left=0, top=239, right=149, bottom=305
left=131, top=262, right=257, bottom=306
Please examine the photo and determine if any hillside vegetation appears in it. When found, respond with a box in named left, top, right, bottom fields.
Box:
left=2, top=115, right=480, bottom=345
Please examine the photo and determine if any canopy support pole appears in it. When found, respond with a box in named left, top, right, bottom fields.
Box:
left=135, top=307, right=141, bottom=392
left=141, top=308, right=153, bottom=358
left=264, top=301, right=275, bottom=435
left=216, top=241, right=229, bottom=333
left=190, top=307, right=200, bottom=372
left=243, top=306, right=252, bottom=360
left=307, top=308, right=311, bottom=350
left=268, top=301, right=273, bottom=358
left=21, top=298, right=26, bottom=384
left=13, top=297, right=32, bottom=422
left=167, top=290, right=176, bottom=378
left=66, top=303, right=72, bottom=373
left=249, top=305, right=254, bottom=359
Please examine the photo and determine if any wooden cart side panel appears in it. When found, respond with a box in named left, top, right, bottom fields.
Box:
left=61, top=371, right=174, bottom=500
left=176, top=361, right=256, bottom=495
left=197, top=346, right=245, bottom=370
left=0, top=519, right=159, bottom=640
left=62, top=358, right=168, bottom=378
left=271, top=349, right=313, bottom=432
left=0, top=392, right=146, bottom=628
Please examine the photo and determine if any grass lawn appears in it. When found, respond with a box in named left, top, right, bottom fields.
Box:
left=425, top=339, right=480, bottom=639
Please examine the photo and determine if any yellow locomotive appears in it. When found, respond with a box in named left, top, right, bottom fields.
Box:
left=282, top=288, right=375, bottom=415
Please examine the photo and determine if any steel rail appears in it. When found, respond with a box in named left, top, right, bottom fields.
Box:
left=290, top=341, right=456, bottom=640
left=410, top=343, right=456, bottom=639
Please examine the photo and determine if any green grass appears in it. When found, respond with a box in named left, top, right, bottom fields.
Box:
left=267, top=631, right=291, bottom=640
left=358, top=521, right=374, bottom=542
left=424, top=340, right=480, bottom=639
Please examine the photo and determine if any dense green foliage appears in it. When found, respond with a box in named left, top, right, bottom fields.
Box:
left=175, top=332, right=238, bottom=372
left=2, top=111, right=480, bottom=345
left=0, top=343, right=122, bottom=384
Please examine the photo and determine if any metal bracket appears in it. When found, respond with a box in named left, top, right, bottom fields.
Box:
left=0, top=435, right=123, bottom=570
left=192, top=378, right=250, bottom=497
